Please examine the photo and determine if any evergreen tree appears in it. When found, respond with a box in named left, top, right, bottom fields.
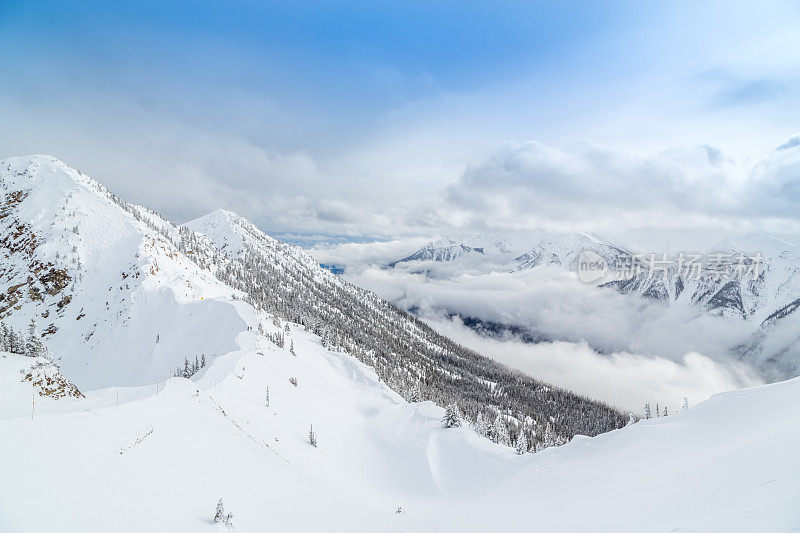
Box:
left=493, top=416, right=510, bottom=445
left=442, top=403, right=461, bottom=428
left=214, top=499, right=225, bottom=523
left=474, top=412, right=488, bottom=436
left=213, top=498, right=233, bottom=527
left=627, top=412, right=636, bottom=426
left=409, top=382, right=422, bottom=403
left=542, top=421, right=556, bottom=449
left=516, top=429, right=528, bottom=454
left=682, top=397, right=688, bottom=411
left=265, top=386, right=270, bottom=407
left=0, top=323, right=9, bottom=352
left=25, top=318, right=43, bottom=357
left=309, top=423, right=317, bottom=447
left=644, top=403, right=651, bottom=420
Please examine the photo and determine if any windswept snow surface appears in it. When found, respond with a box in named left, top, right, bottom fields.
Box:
left=0, top=326, right=798, bottom=532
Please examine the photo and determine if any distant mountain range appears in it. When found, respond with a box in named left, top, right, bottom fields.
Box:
left=387, top=232, right=800, bottom=378
left=389, top=235, right=512, bottom=267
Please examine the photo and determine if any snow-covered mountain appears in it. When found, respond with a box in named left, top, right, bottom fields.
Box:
left=378, top=229, right=800, bottom=378
left=0, top=155, right=246, bottom=389
left=389, top=234, right=512, bottom=268
left=603, top=235, right=800, bottom=318
left=512, top=232, right=630, bottom=271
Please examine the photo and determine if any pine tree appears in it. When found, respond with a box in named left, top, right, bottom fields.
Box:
left=542, top=421, right=555, bottom=449
left=644, top=403, right=651, bottom=420
left=290, top=340, right=295, bottom=356
left=442, top=403, right=461, bottom=428
left=201, top=354, right=206, bottom=368
left=663, top=406, right=668, bottom=417
left=265, top=386, right=270, bottom=407
left=474, top=412, right=488, bottom=436
left=656, top=403, right=660, bottom=417
left=214, top=499, right=226, bottom=523
left=0, top=323, right=9, bottom=352
left=516, top=429, right=528, bottom=454
left=409, top=382, right=422, bottom=403
left=309, top=423, right=317, bottom=447
left=627, top=412, right=636, bottom=426
left=26, top=318, right=43, bottom=357
left=213, top=498, right=234, bottom=526
left=494, top=415, right=510, bottom=445
left=682, top=397, right=688, bottom=411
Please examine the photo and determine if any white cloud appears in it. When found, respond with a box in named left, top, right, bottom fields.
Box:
left=438, top=140, right=800, bottom=237
left=343, top=265, right=755, bottom=360
left=426, top=315, right=762, bottom=414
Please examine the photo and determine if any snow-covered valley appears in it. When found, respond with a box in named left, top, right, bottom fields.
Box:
left=0, top=155, right=798, bottom=532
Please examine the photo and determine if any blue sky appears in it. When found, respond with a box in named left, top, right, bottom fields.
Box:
left=1, top=1, right=799, bottom=243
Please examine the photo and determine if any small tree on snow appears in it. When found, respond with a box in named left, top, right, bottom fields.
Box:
left=442, top=403, right=461, bottom=428
left=265, top=386, right=270, bottom=407
left=644, top=403, right=651, bottom=420
left=682, top=397, right=689, bottom=412
left=214, top=498, right=233, bottom=527
left=309, top=423, right=317, bottom=447
left=627, top=412, right=636, bottom=426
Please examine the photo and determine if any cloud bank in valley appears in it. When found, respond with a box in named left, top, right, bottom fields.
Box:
left=341, top=264, right=754, bottom=360
left=316, top=257, right=766, bottom=412
left=428, top=315, right=762, bottom=415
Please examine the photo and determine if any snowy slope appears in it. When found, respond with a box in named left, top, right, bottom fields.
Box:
left=0, top=337, right=797, bottom=532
